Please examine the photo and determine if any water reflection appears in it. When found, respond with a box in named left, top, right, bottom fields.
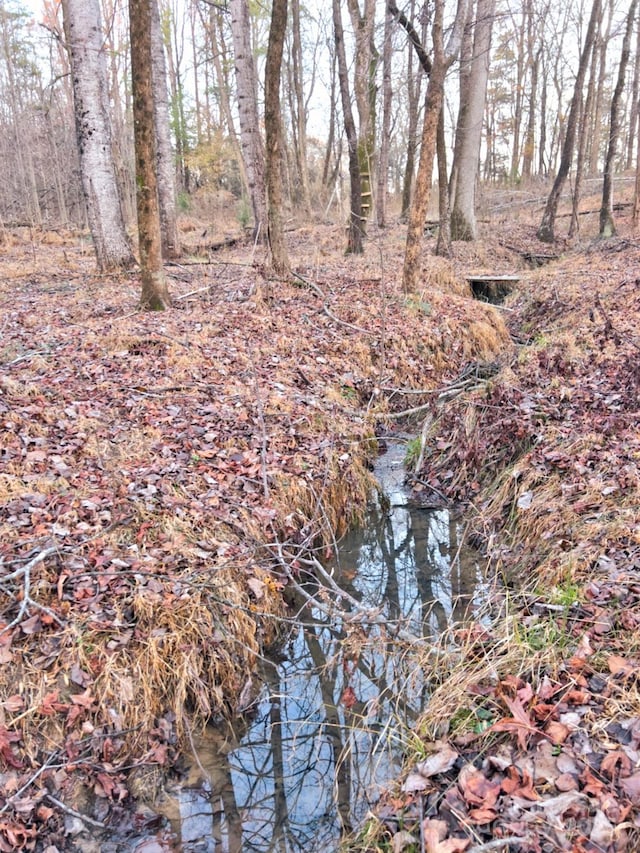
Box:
left=158, top=441, right=488, bottom=852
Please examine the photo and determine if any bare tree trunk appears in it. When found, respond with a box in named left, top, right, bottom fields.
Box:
left=599, top=0, right=638, bottom=237
left=450, top=0, right=496, bottom=241
left=570, top=35, right=598, bottom=238
left=333, top=0, right=363, bottom=254
left=230, top=0, right=267, bottom=241
left=264, top=0, right=290, bottom=276
left=537, top=0, right=601, bottom=244
left=290, top=0, right=312, bottom=215
left=347, top=0, right=377, bottom=228
left=62, top=0, right=133, bottom=271
left=588, top=0, right=612, bottom=175
left=435, top=106, right=451, bottom=256
left=130, top=0, right=171, bottom=310
left=377, top=6, right=393, bottom=228
left=403, top=0, right=468, bottom=293
left=626, top=18, right=640, bottom=169
left=150, top=0, right=180, bottom=260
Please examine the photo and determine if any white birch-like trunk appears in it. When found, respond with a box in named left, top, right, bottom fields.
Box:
left=450, top=0, right=496, bottom=241
left=61, top=0, right=133, bottom=271
left=230, top=0, right=267, bottom=240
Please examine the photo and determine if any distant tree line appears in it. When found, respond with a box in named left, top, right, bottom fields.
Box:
left=0, top=0, right=639, bottom=305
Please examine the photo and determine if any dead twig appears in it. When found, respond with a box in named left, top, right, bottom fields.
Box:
left=1, top=546, right=65, bottom=635
left=44, top=793, right=106, bottom=829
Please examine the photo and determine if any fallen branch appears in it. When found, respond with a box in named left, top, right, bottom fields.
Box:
left=1, top=546, right=65, bottom=635
left=44, top=793, right=106, bottom=829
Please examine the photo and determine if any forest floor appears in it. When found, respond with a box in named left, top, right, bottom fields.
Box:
left=0, top=185, right=639, bottom=852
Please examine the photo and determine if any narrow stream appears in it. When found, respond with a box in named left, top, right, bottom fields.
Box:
left=154, top=439, right=489, bottom=852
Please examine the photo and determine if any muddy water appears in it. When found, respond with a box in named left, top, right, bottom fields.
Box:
left=155, top=439, right=488, bottom=852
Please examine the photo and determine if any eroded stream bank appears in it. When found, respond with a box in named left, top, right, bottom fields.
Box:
left=144, top=438, right=488, bottom=853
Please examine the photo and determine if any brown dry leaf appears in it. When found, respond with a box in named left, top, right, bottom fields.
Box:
left=246, top=577, right=265, bottom=600
left=467, top=807, right=497, bottom=825
left=391, top=830, right=417, bottom=852
left=458, top=764, right=501, bottom=807
left=1, top=696, right=24, bottom=714
left=555, top=773, right=579, bottom=792
left=620, top=773, right=640, bottom=804
left=423, top=819, right=471, bottom=853
left=608, top=655, right=635, bottom=677
left=601, top=750, right=632, bottom=778
left=414, top=744, right=459, bottom=778
left=545, top=720, right=571, bottom=744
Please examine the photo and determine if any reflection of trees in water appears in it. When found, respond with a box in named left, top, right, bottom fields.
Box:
left=169, top=500, right=484, bottom=852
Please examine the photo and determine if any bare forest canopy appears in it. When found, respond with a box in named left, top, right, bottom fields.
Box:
left=0, top=0, right=639, bottom=238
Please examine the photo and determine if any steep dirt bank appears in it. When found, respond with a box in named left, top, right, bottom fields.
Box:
left=0, top=224, right=510, bottom=849
left=359, top=225, right=640, bottom=852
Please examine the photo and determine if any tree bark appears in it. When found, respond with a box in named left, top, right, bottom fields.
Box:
left=377, top=6, right=393, bottom=228
left=450, top=0, right=496, bottom=241
left=402, top=0, right=469, bottom=293
left=599, top=0, right=638, bottom=237
left=150, top=0, right=180, bottom=260
left=230, top=0, right=267, bottom=241
left=129, top=0, right=171, bottom=310
left=333, top=0, right=363, bottom=254
left=62, top=0, right=134, bottom=271
left=264, top=0, right=290, bottom=276
left=537, top=0, right=601, bottom=244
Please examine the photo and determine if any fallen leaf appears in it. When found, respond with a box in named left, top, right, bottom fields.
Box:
left=414, top=744, right=459, bottom=779
left=620, top=773, right=640, bottom=804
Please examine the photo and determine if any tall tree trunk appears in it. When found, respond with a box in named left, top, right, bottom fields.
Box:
left=588, top=0, right=612, bottom=175
left=570, top=35, right=598, bottom=238
left=150, top=0, right=180, bottom=259
left=61, top=0, right=133, bottom=271
left=450, top=0, right=496, bottom=241
left=230, top=0, right=267, bottom=241
left=290, top=0, right=312, bottom=215
left=403, top=0, right=468, bottom=293
left=435, top=106, right=451, bottom=256
left=264, top=0, right=290, bottom=276
left=347, top=0, right=377, bottom=228
left=377, top=6, right=393, bottom=228
left=130, top=0, right=171, bottom=309
left=626, top=18, right=640, bottom=169
left=537, top=0, right=601, bottom=244
left=333, top=0, right=363, bottom=254
left=599, top=0, right=638, bottom=237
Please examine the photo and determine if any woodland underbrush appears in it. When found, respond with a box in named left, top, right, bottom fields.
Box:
left=0, top=219, right=510, bottom=848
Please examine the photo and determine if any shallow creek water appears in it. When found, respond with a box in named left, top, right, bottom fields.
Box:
left=154, top=440, right=488, bottom=852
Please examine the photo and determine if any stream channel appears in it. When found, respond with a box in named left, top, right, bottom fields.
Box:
left=153, top=438, right=489, bottom=852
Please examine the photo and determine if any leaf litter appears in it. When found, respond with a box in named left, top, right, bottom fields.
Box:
left=368, top=212, right=640, bottom=852
left=0, top=222, right=509, bottom=849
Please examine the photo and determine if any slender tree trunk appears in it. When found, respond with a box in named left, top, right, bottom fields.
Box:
left=570, top=36, right=598, bottom=238
left=435, top=106, right=451, bottom=256
left=62, top=0, right=133, bottom=271
left=333, top=0, right=363, bottom=254
left=290, top=0, right=312, bottom=215
left=264, top=0, right=290, bottom=276
left=626, top=19, right=640, bottom=169
left=588, top=0, right=612, bottom=175
left=599, top=0, right=638, bottom=237
left=130, top=0, right=171, bottom=309
left=450, top=0, right=496, bottom=241
left=403, top=0, right=468, bottom=293
left=150, top=0, right=180, bottom=259
left=377, top=6, right=393, bottom=227
left=537, top=0, right=601, bottom=243
left=230, top=0, right=267, bottom=241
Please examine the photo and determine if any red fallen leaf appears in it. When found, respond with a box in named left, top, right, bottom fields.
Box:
left=545, top=720, right=570, bottom=744
left=467, top=807, right=497, bottom=825
left=458, top=764, right=501, bottom=807
left=564, top=690, right=590, bottom=705
left=581, top=768, right=607, bottom=797
left=340, top=686, right=358, bottom=710
left=0, top=726, right=23, bottom=769
left=38, top=691, right=69, bottom=716
left=503, top=766, right=539, bottom=801
left=601, top=750, right=632, bottom=778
